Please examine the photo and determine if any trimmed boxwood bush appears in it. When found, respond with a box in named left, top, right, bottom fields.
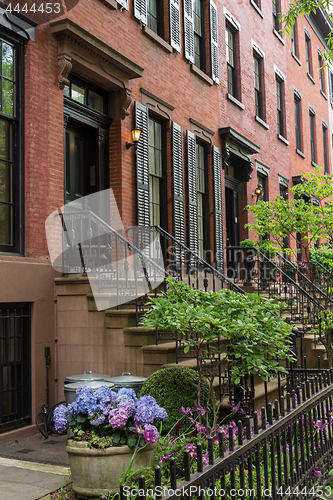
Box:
left=140, top=366, right=215, bottom=435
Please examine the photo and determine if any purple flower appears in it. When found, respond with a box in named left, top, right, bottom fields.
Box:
left=53, top=405, right=67, bottom=434
left=312, top=419, right=327, bottom=431
left=158, top=452, right=173, bottom=467
left=109, top=400, right=134, bottom=428
left=143, top=424, right=159, bottom=443
left=193, top=400, right=206, bottom=416
left=228, top=401, right=244, bottom=415
left=313, top=463, right=321, bottom=478
left=179, top=406, right=192, bottom=415
left=186, top=444, right=197, bottom=459
left=202, top=452, right=209, bottom=465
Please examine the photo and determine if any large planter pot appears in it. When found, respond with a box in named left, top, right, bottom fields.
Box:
left=66, top=439, right=155, bottom=499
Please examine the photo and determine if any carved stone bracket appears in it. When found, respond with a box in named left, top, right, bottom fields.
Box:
left=114, top=88, right=132, bottom=120
left=50, top=19, right=143, bottom=120
left=222, top=147, right=230, bottom=169
left=58, top=53, right=72, bottom=90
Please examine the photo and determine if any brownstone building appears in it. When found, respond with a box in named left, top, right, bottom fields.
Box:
left=0, top=0, right=331, bottom=442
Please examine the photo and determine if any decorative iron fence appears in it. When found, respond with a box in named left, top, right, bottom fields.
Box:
left=120, top=371, right=333, bottom=500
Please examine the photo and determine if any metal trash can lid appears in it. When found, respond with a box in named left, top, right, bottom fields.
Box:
left=65, top=371, right=112, bottom=384
left=64, top=381, right=115, bottom=393
left=108, top=372, right=146, bottom=390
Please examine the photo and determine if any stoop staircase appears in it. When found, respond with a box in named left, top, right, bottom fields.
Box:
left=56, top=211, right=331, bottom=416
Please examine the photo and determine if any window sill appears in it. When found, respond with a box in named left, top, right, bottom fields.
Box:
left=143, top=26, right=173, bottom=53
left=100, top=0, right=117, bottom=9
left=307, top=72, right=315, bottom=84
left=320, top=90, right=328, bottom=100
left=278, top=134, right=289, bottom=145
left=255, top=115, right=269, bottom=129
left=311, top=161, right=319, bottom=168
left=250, top=0, right=263, bottom=18
left=291, top=53, right=301, bottom=66
left=190, top=64, right=214, bottom=86
left=296, top=148, right=305, bottom=159
left=227, top=93, right=245, bottom=110
left=273, top=29, right=285, bottom=45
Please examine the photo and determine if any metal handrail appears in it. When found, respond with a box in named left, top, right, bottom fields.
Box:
left=153, top=225, right=245, bottom=295
left=276, top=251, right=332, bottom=307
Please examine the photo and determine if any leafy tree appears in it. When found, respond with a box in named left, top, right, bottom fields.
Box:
left=246, top=170, right=333, bottom=365
left=141, top=277, right=295, bottom=433
left=281, top=1, right=333, bottom=65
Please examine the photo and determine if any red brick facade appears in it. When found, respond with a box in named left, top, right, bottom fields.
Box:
left=0, top=0, right=332, bottom=439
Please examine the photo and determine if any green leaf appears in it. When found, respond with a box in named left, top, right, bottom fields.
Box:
left=76, top=414, right=87, bottom=424
left=112, top=433, right=120, bottom=444
left=127, top=436, right=136, bottom=447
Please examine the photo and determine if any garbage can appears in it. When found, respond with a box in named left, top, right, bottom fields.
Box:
left=64, top=370, right=112, bottom=385
left=108, top=372, right=146, bottom=395
left=64, top=380, right=115, bottom=405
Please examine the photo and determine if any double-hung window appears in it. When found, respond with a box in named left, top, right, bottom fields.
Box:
left=309, top=108, right=316, bottom=164
left=147, top=0, right=163, bottom=37
left=294, top=93, right=302, bottom=153
left=196, top=142, right=206, bottom=260
left=276, top=76, right=284, bottom=138
left=305, top=33, right=312, bottom=76
left=254, top=53, right=263, bottom=119
left=193, top=0, right=204, bottom=70
left=149, top=116, right=164, bottom=228
left=323, top=122, right=329, bottom=174
left=291, top=23, right=298, bottom=59
left=226, top=24, right=237, bottom=99
left=0, top=36, right=22, bottom=254
left=272, top=0, right=280, bottom=32
left=318, top=52, right=325, bottom=94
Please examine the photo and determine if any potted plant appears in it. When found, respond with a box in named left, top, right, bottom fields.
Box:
left=53, top=385, right=167, bottom=499
left=239, top=239, right=258, bottom=285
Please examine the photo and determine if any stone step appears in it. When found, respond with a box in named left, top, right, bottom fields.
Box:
left=123, top=327, right=170, bottom=347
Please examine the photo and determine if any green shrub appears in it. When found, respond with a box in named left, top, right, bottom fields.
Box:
left=140, top=366, right=214, bottom=435
left=309, top=247, right=333, bottom=272
left=239, top=239, right=257, bottom=248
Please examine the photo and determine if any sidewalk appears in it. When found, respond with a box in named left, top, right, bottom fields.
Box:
left=0, top=432, right=69, bottom=499
left=0, top=456, right=69, bottom=500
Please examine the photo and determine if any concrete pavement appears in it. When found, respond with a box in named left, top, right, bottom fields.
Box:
left=0, top=456, right=69, bottom=500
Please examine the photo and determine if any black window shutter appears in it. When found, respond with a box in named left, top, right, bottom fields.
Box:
left=212, top=146, right=223, bottom=270
left=134, top=0, right=147, bottom=24
left=187, top=130, right=198, bottom=257
left=170, top=0, right=181, bottom=53
left=172, top=122, right=185, bottom=266
left=135, top=102, right=150, bottom=228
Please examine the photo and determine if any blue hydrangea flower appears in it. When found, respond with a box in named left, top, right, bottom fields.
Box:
left=69, top=386, right=96, bottom=416
left=117, top=388, right=137, bottom=401
left=53, top=405, right=67, bottom=434
left=135, top=396, right=167, bottom=425
left=94, top=386, right=113, bottom=403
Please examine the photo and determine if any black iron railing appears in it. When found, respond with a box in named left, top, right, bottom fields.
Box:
left=226, top=246, right=332, bottom=340
left=121, top=371, right=333, bottom=500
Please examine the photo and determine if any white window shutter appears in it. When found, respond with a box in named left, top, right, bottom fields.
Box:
left=212, top=146, right=223, bottom=270
left=184, top=0, right=194, bottom=63
left=170, top=0, right=181, bottom=53
left=187, top=130, right=198, bottom=256
left=116, top=0, right=129, bottom=10
left=210, top=0, right=219, bottom=84
left=134, top=0, right=147, bottom=24
left=135, top=102, right=150, bottom=228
